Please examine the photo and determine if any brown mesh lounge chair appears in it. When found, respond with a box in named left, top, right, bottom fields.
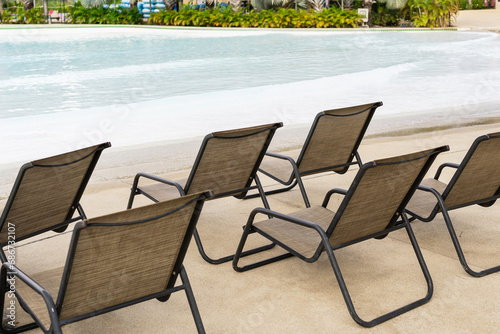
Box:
left=405, top=132, right=500, bottom=277
left=247, top=102, right=382, bottom=207
left=233, top=146, right=449, bottom=327
left=0, top=143, right=111, bottom=261
left=127, top=123, right=283, bottom=264
left=1, top=191, right=212, bottom=334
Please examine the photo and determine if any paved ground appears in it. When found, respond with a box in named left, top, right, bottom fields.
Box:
left=457, top=7, right=500, bottom=32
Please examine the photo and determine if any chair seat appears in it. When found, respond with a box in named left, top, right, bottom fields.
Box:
left=406, top=178, right=448, bottom=219
left=259, top=153, right=299, bottom=182
left=254, top=206, right=335, bottom=257
left=138, top=178, right=188, bottom=202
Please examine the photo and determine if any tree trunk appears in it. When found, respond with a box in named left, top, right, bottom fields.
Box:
left=363, top=0, right=375, bottom=25
left=43, top=0, right=48, bottom=21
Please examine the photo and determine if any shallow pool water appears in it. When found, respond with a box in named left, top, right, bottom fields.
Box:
left=1, top=27, right=499, bottom=163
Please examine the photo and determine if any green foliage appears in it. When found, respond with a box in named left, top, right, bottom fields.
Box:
left=371, top=2, right=409, bottom=26
left=0, top=2, right=44, bottom=23
left=470, top=0, right=485, bottom=9
left=408, top=0, right=458, bottom=27
left=459, top=0, right=487, bottom=9
left=149, top=5, right=362, bottom=28
left=69, top=1, right=142, bottom=24
left=23, top=5, right=44, bottom=22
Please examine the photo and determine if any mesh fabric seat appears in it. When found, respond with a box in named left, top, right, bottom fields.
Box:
left=1, top=191, right=212, bottom=334
left=233, top=146, right=448, bottom=327
left=250, top=102, right=382, bottom=207
left=0, top=143, right=111, bottom=260
left=406, top=132, right=500, bottom=277
left=127, top=123, right=283, bottom=264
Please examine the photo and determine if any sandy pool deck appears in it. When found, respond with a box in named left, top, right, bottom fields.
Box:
left=1, top=121, right=499, bottom=333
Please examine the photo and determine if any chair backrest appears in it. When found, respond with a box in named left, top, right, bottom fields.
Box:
left=296, top=102, right=382, bottom=176
left=0, top=143, right=111, bottom=245
left=327, top=146, right=448, bottom=246
left=185, top=123, right=283, bottom=198
left=56, top=191, right=211, bottom=322
left=443, top=132, right=500, bottom=209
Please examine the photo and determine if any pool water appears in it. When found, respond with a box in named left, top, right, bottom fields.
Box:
left=1, top=27, right=499, bottom=163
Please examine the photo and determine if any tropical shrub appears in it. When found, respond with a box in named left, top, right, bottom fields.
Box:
left=0, top=3, right=44, bottom=23
left=470, top=0, right=485, bottom=9
left=149, top=5, right=361, bottom=28
left=459, top=0, right=488, bottom=9
left=371, top=2, right=409, bottom=26
left=23, top=4, right=43, bottom=22
left=408, top=0, right=458, bottom=27
left=70, top=1, right=143, bottom=24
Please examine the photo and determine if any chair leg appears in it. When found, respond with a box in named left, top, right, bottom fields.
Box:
left=194, top=176, right=277, bottom=265
left=434, top=197, right=500, bottom=277
left=193, top=228, right=277, bottom=265
left=127, top=180, right=141, bottom=209
left=232, top=215, right=294, bottom=272
left=321, top=219, right=433, bottom=327
left=255, top=163, right=310, bottom=208
left=243, top=179, right=298, bottom=200
left=180, top=266, right=206, bottom=334
left=354, top=152, right=363, bottom=168
left=254, top=174, right=270, bottom=210
left=422, top=188, right=500, bottom=277
left=295, top=173, right=310, bottom=208
left=244, top=161, right=310, bottom=207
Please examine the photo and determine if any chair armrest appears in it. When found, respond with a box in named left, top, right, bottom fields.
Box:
left=1, top=263, right=62, bottom=334
left=265, top=152, right=295, bottom=161
left=132, top=172, right=185, bottom=196
left=322, top=188, right=348, bottom=207
left=434, top=162, right=459, bottom=180
left=259, top=152, right=299, bottom=185
left=248, top=208, right=326, bottom=232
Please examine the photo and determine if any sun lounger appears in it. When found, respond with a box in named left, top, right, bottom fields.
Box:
left=0, top=143, right=111, bottom=261
left=233, top=146, right=448, bottom=327
left=127, top=123, right=283, bottom=264
left=405, top=132, right=500, bottom=277
left=247, top=102, right=382, bottom=207
left=1, top=191, right=212, bottom=334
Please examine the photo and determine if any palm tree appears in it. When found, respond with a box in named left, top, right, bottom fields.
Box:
left=229, top=0, right=243, bottom=11
left=343, top=0, right=354, bottom=9
left=21, top=0, right=34, bottom=10
left=308, top=0, right=325, bottom=11
left=165, top=0, right=176, bottom=9
left=376, top=0, right=407, bottom=9
left=251, top=0, right=304, bottom=10
left=81, top=0, right=107, bottom=6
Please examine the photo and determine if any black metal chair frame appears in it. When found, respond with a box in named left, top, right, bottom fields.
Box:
left=406, top=133, right=500, bottom=277
left=246, top=102, right=382, bottom=208
left=0, top=143, right=111, bottom=262
left=0, top=192, right=212, bottom=334
left=233, top=146, right=448, bottom=327
left=127, top=124, right=282, bottom=265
